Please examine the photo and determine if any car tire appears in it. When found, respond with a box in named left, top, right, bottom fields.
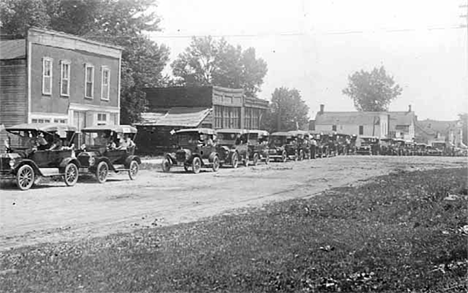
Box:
left=252, top=153, right=259, bottom=166
left=128, top=160, right=139, bottom=180
left=212, top=156, right=220, bottom=172
left=16, top=164, right=35, bottom=191
left=281, top=151, right=287, bottom=163
left=244, top=155, right=249, bottom=167
left=192, top=157, right=201, bottom=174
left=95, top=161, right=109, bottom=183
left=231, top=153, right=239, bottom=168
left=265, top=154, right=270, bottom=165
left=64, top=163, right=79, bottom=186
left=161, top=158, right=171, bottom=172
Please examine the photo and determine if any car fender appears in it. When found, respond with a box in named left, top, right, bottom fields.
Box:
left=95, top=157, right=115, bottom=172
left=124, top=155, right=142, bottom=167
left=164, top=152, right=178, bottom=165
left=13, top=159, right=43, bottom=177
left=208, top=151, right=218, bottom=163
left=59, top=157, right=81, bottom=168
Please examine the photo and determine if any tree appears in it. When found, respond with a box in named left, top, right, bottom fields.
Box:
left=263, top=87, right=309, bottom=132
left=342, top=66, right=402, bottom=111
left=0, top=0, right=170, bottom=124
left=171, top=36, right=267, bottom=97
left=459, top=113, right=468, bottom=145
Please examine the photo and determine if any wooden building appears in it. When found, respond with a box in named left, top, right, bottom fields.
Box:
left=314, top=104, right=416, bottom=140
left=0, top=28, right=122, bottom=142
left=135, top=86, right=269, bottom=155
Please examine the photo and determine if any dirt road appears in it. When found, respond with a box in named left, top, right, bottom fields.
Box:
left=0, top=156, right=465, bottom=251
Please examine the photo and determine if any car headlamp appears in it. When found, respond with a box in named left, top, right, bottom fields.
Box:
left=9, top=158, right=15, bottom=168
left=88, top=156, right=95, bottom=166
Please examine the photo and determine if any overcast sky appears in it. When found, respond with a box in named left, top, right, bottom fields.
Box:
left=149, top=0, right=468, bottom=121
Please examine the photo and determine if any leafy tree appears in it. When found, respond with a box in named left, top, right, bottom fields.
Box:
left=171, top=36, right=268, bottom=97
left=343, top=66, right=402, bottom=111
left=0, top=0, right=169, bottom=124
left=263, top=87, right=309, bottom=132
left=459, top=113, right=468, bottom=145
left=0, top=0, right=50, bottom=36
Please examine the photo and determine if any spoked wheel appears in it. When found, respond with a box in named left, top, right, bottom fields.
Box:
left=64, top=163, right=79, bottom=186
left=95, top=161, right=109, bottom=183
left=244, top=155, right=249, bottom=167
left=128, top=160, right=139, bottom=180
left=212, top=156, right=220, bottom=172
left=252, top=153, right=259, bottom=166
left=192, top=157, right=202, bottom=174
left=231, top=152, right=239, bottom=168
left=161, top=158, right=171, bottom=172
left=16, top=165, right=35, bottom=190
left=281, top=151, right=287, bottom=163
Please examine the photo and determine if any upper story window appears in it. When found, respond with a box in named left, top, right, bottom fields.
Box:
left=42, top=57, right=53, bottom=95
left=101, top=67, right=110, bottom=100
left=85, top=64, right=94, bottom=99
left=60, top=61, right=71, bottom=97
left=332, top=125, right=337, bottom=131
left=359, top=125, right=364, bottom=135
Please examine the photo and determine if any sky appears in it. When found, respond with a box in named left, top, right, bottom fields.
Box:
left=148, top=0, right=468, bottom=121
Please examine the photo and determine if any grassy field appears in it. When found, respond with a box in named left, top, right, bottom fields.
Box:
left=1, top=168, right=467, bottom=292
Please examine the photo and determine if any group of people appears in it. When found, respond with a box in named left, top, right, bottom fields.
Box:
left=93, top=132, right=135, bottom=151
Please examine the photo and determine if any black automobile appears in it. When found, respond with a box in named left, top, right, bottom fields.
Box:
left=1, top=123, right=79, bottom=190
left=77, top=125, right=141, bottom=183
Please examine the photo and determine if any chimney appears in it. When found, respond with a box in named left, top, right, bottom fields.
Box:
left=408, top=105, right=412, bottom=112
left=319, top=104, right=324, bottom=114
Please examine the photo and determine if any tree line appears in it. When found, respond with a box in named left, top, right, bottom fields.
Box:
left=1, top=0, right=409, bottom=133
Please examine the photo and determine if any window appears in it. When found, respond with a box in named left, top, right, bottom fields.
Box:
left=42, top=57, right=53, bottom=95
left=359, top=125, right=364, bottom=135
left=214, top=106, right=223, bottom=128
left=97, top=113, right=107, bottom=125
left=101, top=67, right=110, bottom=100
left=85, top=64, right=94, bottom=98
left=230, top=108, right=240, bottom=128
left=332, top=125, right=337, bottom=131
left=54, top=118, right=67, bottom=124
left=60, top=61, right=71, bottom=96
left=32, top=118, right=51, bottom=123
left=245, top=108, right=251, bottom=129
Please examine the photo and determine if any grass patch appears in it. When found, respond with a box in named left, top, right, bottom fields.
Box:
left=1, top=168, right=467, bottom=292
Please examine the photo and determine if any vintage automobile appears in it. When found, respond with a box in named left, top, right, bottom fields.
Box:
left=246, top=130, right=270, bottom=165
left=415, top=143, right=428, bottom=156
left=431, top=141, right=454, bottom=156
left=379, top=138, right=396, bottom=155
left=268, top=132, right=298, bottom=162
left=216, top=129, right=250, bottom=167
left=1, top=123, right=80, bottom=190
left=355, top=136, right=380, bottom=155
left=288, top=130, right=311, bottom=160
left=335, top=133, right=351, bottom=155
left=77, top=125, right=141, bottom=183
left=161, top=128, right=220, bottom=173
left=392, top=139, right=406, bottom=156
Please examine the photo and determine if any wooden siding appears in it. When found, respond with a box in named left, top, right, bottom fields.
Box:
left=30, top=43, right=120, bottom=115
left=0, top=59, right=28, bottom=145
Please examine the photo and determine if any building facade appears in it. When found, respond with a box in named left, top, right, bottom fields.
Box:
left=314, top=104, right=416, bottom=140
left=415, top=119, right=464, bottom=146
left=135, top=86, right=269, bottom=155
left=0, top=28, right=122, bottom=135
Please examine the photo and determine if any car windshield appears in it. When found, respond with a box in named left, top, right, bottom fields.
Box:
left=217, top=133, right=239, bottom=145
left=270, top=136, right=286, bottom=145
left=432, top=142, right=446, bottom=149
left=177, top=132, right=200, bottom=146
left=360, top=138, right=376, bottom=145
left=82, top=131, right=113, bottom=147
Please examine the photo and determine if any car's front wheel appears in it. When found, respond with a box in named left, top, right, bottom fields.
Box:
left=95, top=161, right=109, bottom=183
left=161, top=158, right=171, bottom=172
left=252, top=153, right=259, bottom=166
left=192, top=157, right=201, bottom=174
left=231, top=152, right=239, bottom=168
left=16, top=164, right=35, bottom=190
left=128, top=160, right=139, bottom=180
left=212, top=156, right=220, bottom=172
left=64, top=163, right=79, bottom=186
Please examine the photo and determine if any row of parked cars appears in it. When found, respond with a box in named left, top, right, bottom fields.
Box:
left=160, top=128, right=467, bottom=174
left=0, top=123, right=141, bottom=190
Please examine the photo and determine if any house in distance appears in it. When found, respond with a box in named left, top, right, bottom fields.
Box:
left=135, top=86, right=269, bottom=155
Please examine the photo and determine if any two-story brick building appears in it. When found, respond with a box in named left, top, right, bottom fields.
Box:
left=0, top=28, right=122, bottom=141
